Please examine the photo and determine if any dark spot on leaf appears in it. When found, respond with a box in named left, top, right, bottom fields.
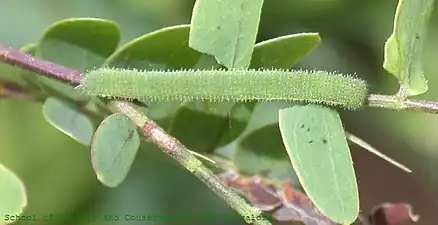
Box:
left=217, top=26, right=221, bottom=30
left=416, top=33, right=420, bottom=39
left=322, top=138, right=327, bottom=144
left=301, top=124, right=304, bottom=128
left=308, top=140, right=313, bottom=144
left=128, top=129, right=135, bottom=139
left=306, top=128, right=310, bottom=132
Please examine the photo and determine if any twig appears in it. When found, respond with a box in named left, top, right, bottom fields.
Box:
left=0, top=45, right=82, bottom=86
left=345, top=131, right=412, bottom=173
left=0, top=79, right=44, bottom=101
left=0, top=45, right=271, bottom=225
left=109, top=101, right=270, bottom=225
left=367, top=94, right=438, bottom=114
left=2, top=45, right=438, bottom=115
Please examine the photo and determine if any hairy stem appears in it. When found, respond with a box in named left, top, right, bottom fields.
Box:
left=0, top=45, right=271, bottom=225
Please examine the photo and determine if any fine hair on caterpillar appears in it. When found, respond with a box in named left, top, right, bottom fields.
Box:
left=79, top=68, right=368, bottom=110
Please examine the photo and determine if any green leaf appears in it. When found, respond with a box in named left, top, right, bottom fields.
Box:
left=278, top=104, right=359, bottom=224
left=0, top=64, right=27, bottom=85
left=232, top=125, right=290, bottom=174
left=38, top=18, right=120, bottom=67
left=36, top=18, right=120, bottom=101
left=168, top=104, right=230, bottom=153
left=105, top=24, right=201, bottom=70
left=91, top=113, right=140, bottom=187
left=0, top=165, right=27, bottom=224
left=42, top=97, right=94, bottom=146
left=239, top=102, right=295, bottom=138
left=228, top=102, right=294, bottom=174
left=19, top=43, right=37, bottom=55
left=222, top=104, right=300, bottom=180
left=383, top=0, right=434, bottom=96
left=215, top=102, right=254, bottom=147
left=189, top=0, right=264, bottom=69
left=250, top=33, right=321, bottom=69
left=169, top=101, right=251, bottom=153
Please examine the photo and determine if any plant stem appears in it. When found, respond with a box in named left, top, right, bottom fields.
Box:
left=0, top=45, right=271, bottom=225
left=0, top=79, right=44, bottom=101
left=2, top=45, right=438, bottom=114
left=0, top=45, right=82, bottom=85
left=109, top=101, right=270, bottom=225
left=367, top=94, right=438, bottom=114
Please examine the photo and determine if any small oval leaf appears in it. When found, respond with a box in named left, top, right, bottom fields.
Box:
left=36, top=18, right=121, bottom=101
left=0, top=165, right=27, bottom=224
left=278, top=104, right=359, bottom=224
left=42, top=97, right=94, bottom=146
left=38, top=18, right=121, bottom=67
left=105, top=24, right=200, bottom=70
left=383, top=0, right=434, bottom=96
left=91, top=113, right=140, bottom=187
left=189, top=0, right=264, bottom=69
left=250, top=33, right=321, bottom=69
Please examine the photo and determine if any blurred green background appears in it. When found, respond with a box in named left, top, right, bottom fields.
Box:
left=0, top=0, right=437, bottom=224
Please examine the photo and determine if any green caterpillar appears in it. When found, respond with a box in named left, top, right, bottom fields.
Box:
left=79, top=68, right=368, bottom=110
